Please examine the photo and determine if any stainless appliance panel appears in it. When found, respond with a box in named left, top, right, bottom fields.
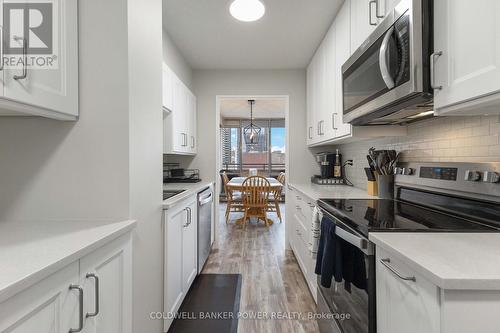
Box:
left=317, top=208, right=376, bottom=333
left=197, top=187, right=213, bottom=273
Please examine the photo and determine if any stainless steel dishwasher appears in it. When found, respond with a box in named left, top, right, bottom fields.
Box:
left=197, top=186, right=213, bottom=273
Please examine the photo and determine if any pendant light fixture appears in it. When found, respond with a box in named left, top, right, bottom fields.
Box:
left=243, top=99, right=261, bottom=146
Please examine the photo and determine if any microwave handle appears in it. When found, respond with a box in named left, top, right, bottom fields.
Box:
left=379, top=26, right=395, bottom=89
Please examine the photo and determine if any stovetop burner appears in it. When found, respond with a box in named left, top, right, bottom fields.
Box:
left=318, top=198, right=499, bottom=238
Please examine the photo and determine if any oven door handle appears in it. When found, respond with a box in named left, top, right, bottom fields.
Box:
left=379, top=26, right=395, bottom=89
left=335, top=226, right=369, bottom=251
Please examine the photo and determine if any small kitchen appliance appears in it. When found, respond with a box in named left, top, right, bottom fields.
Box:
left=313, top=151, right=353, bottom=185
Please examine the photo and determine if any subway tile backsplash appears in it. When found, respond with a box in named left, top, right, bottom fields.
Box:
left=335, top=115, right=500, bottom=189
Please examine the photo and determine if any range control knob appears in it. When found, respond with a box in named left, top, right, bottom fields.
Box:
left=483, top=171, right=500, bottom=183
left=402, top=168, right=414, bottom=176
left=394, top=167, right=403, bottom=175
left=464, top=170, right=482, bottom=182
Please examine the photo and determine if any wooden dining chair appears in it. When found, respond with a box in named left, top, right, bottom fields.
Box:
left=241, top=176, right=271, bottom=228
left=222, top=172, right=243, bottom=224
left=267, top=186, right=283, bottom=223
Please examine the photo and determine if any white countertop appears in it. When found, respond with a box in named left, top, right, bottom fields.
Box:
left=163, top=181, right=214, bottom=209
left=288, top=182, right=377, bottom=201
left=0, top=219, right=136, bottom=302
left=370, top=232, right=500, bottom=290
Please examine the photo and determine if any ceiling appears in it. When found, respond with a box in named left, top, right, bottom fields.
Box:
left=220, top=99, right=286, bottom=119
left=163, top=0, right=343, bottom=69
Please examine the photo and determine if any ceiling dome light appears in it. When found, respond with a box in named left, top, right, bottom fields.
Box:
left=230, top=0, right=265, bottom=22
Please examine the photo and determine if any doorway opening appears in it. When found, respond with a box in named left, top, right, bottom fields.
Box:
left=214, top=96, right=289, bottom=239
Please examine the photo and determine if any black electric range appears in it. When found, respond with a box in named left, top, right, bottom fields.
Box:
left=315, top=162, right=500, bottom=333
left=318, top=189, right=500, bottom=239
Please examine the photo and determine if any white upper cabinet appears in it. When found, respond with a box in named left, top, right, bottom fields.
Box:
left=162, top=64, right=174, bottom=112
left=350, top=0, right=379, bottom=52
left=433, top=0, right=500, bottom=116
left=334, top=0, right=352, bottom=139
left=306, top=0, right=407, bottom=147
left=163, top=64, right=197, bottom=155
left=0, top=0, right=79, bottom=120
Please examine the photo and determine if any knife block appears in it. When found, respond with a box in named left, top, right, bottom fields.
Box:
left=367, top=181, right=378, bottom=196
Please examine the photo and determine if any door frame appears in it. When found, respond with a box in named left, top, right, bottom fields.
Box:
left=214, top=95, right=290, bottom=242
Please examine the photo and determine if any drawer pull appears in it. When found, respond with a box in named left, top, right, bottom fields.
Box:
left=380, top=258, right=416, bottom=282
left=69, top=285, right=84, bottom=333
left=86, top=273, right=100, bottom=318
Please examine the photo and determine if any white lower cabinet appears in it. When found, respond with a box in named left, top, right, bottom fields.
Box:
left=287, top=186, right=317, bottom=303
left=163, top=195, right=198, bottom=331
left=376, top=246, right=500, bottom=333
left=80, top=235, right=132, bottom=333
left=0, top=234, right=132, bottom=333
left=376, top=248, right=440, bottom=333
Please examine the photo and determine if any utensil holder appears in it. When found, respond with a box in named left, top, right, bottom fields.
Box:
left=376, top=174, right=394, bottom=199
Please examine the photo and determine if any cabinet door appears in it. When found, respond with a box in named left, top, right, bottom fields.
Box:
left=334, top=0, right=353, bottom=138
left=3, top=0, right=78, bottom=118
left=350, top=0, right=378, bottom=53
left=162, top=64, right=173, bottom=112
left=80, top=234, right=132, bottom=333
left=164, top=206, right=186, bottom=325
left=182, top=200, right=198, bottom=292
left=0, top=262, right=80, bottom=333
left=433, top=0, right=500, bottom=115
left=172, top=77, right=188, bottom=153
left=187, top=92, right=197, bottom=154
left=321, top=26, right=336, bottom=142
left=376, top=249, right=440, bottom=333
left=306, top=63, right=314, bottom=145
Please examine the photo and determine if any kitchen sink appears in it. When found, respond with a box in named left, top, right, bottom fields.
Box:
left=163, top=190, right=186, bottom=200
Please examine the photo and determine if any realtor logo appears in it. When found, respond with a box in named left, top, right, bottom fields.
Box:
left=2, top=0, right=58, bottom=69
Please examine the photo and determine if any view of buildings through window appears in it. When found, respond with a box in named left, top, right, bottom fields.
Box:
left=221, top=119, right=285, bottom=174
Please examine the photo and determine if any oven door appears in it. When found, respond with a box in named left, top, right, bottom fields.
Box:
left=342, top=0, right=426, bottom=124
left=317, top=211, right=376, bottom=333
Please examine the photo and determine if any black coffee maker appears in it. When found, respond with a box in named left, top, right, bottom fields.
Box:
left=316, top=152, right=340, bottom=179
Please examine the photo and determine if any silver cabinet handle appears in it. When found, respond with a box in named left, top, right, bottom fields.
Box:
left=85, top=273, right=99, bottom=318
left=317, top=121, right=321, bottom=135
left=69, top=285, right=84, bottom=333
left=332, top=113, right=338, bottom=130
left=379, top=27, right=396, bottom=89
left=183, top=208, right=189, bottom=227
left=13, top=36, right=27, bottom=80
left=430, top=51, right=443, bottom=90
left=375, top=0, right=384, bottom=18
left=191, top=136, right=195, bottom=148
left=369, top=1, right=377, bottom=25
left=308, top=126, right=313, bottom=139
left=380, top=258, right=416, bottom=282
left=187, top=207, right=192, bottom=225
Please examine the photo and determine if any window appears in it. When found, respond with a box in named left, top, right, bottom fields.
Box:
left=220, top=119, right=285, bottom=175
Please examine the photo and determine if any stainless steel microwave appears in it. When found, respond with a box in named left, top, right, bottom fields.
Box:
left=342, top=0, right=433, bottom=125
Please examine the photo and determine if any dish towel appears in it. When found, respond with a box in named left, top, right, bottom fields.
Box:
left=309, top=206, right=322, bottom=258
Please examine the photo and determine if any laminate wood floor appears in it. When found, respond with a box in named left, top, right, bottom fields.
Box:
left=202, top=203, right=320, bottom=333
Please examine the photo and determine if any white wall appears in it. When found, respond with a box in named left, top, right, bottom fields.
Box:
left=129, top=1, right=164, bottom=332
left=0, top=0, right=130, bottom=221
left=0, top=1, right=165, bottom=332
left=162, top=29, right=193, bottom=89
left=191, top=69, right=317, bottom=184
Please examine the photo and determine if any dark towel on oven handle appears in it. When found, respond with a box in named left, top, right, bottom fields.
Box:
left=315, top=215, right=368, bottom=291
left=314, top=215, right=342, bottom=288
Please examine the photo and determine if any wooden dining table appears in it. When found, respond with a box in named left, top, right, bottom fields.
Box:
left=226, top=177, right=283, bottom=225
